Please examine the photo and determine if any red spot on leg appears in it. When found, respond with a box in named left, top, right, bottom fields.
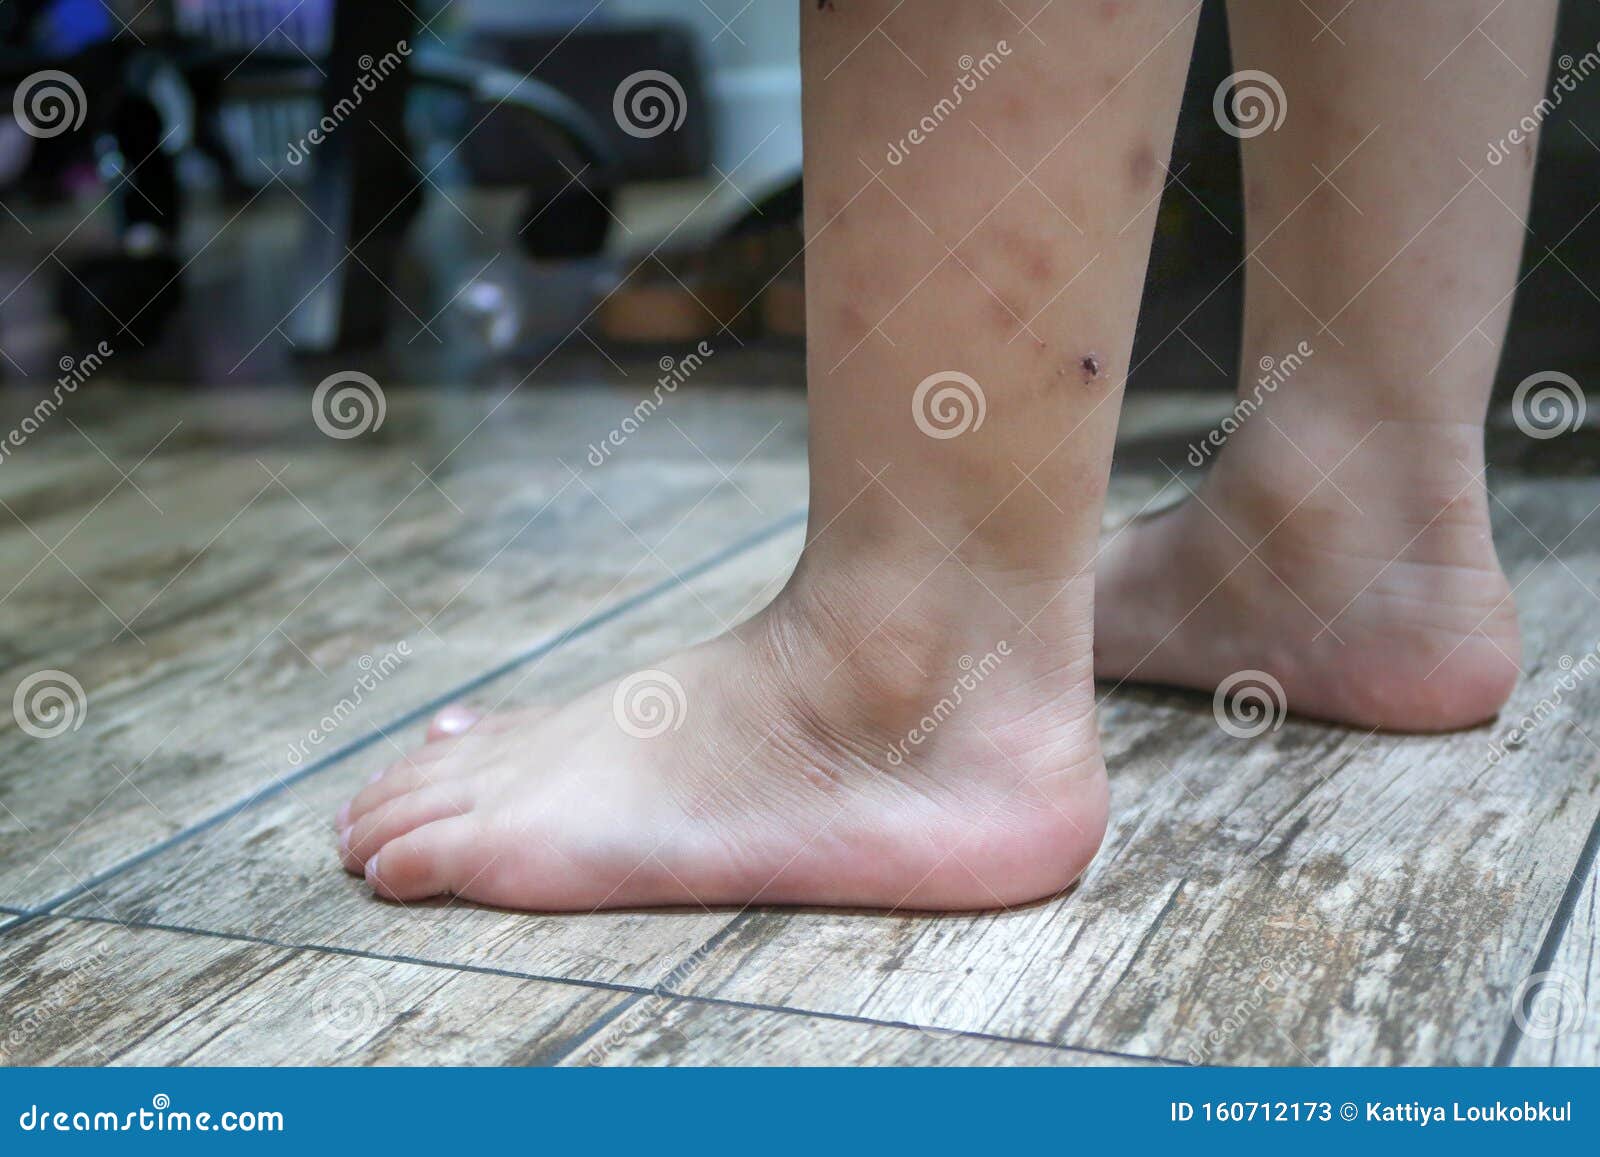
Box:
left=838, top=302, right=871, bottom=341
left=1127, top=142, right=1157, bottom=191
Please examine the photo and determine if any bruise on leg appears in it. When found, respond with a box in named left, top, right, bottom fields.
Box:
left=837, top=301, right=874, bottom=345
left=1127, top=141, right=1158, bottom=192
left=993, top=225, right=1056, bottom=285
left=983, top=291, right=1026, bottom=336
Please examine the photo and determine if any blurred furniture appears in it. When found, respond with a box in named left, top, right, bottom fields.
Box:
left=1, top=0, right=626, bottom=352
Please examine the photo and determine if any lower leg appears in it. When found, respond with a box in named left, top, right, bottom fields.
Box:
left=334, top=0, right=1197, bottom=910
left=1097, top=0, right=1557, bottom=729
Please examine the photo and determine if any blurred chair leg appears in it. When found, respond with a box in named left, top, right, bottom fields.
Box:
left=287, top=0, right=418, bottom=354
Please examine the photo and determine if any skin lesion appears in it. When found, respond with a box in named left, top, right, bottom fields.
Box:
left=1127, top=141, right=1158, bottom=192
left=1044, top=352, right=1107, bottom=395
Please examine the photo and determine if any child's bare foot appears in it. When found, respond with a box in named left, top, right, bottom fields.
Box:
left=329, top=0, right=1202, bottom=911
left=1095, top=406, right=1520, bottom=732
left=336, top=550, right=1106, bottom=910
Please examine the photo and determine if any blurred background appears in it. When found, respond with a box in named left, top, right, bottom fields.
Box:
left=0, top=0, right=1595, bottom=398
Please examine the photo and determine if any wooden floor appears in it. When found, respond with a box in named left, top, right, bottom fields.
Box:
left=1, top=375, right=1597, bottom=1067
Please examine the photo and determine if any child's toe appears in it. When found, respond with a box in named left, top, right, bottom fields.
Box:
left=425, top=704, right=482, bottom=742
left=365, top=815, right=483, bottom=901
left=340, top=786, right=473, bottom=874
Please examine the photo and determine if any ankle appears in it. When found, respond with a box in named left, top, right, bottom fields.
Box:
left=756, top=542, right=1097, bottom=740
left=1204, top=407, right=1495, bottom=548
left=1239, top=336, right=1496, bottom=430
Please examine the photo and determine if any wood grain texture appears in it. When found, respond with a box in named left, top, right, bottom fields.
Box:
left=562, top=995, right=1166, bottom=1066
left=1508, top=842, right=1600, bottom=1065
left=653, top=472, right=1600, bottom=1066
left=56, top=530, right=801, bottom=988
left=0, top=384, right=806, bottom=907
left=17, top=392, right=1598, bottom=1066
left=50, top=388, right=1193, bottom=1000
left=0, top=916, right=625, bottom=1065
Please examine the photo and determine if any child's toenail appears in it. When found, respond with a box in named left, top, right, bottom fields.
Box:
left=432, top=705, right=477, bottom=735
left=334, top=801, right=350, bottom=830
left=366, top=768, right=385, bottom=785
left=338, top=824, right=352, bottom=853
left=364, top=855, right=380, bottom=886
